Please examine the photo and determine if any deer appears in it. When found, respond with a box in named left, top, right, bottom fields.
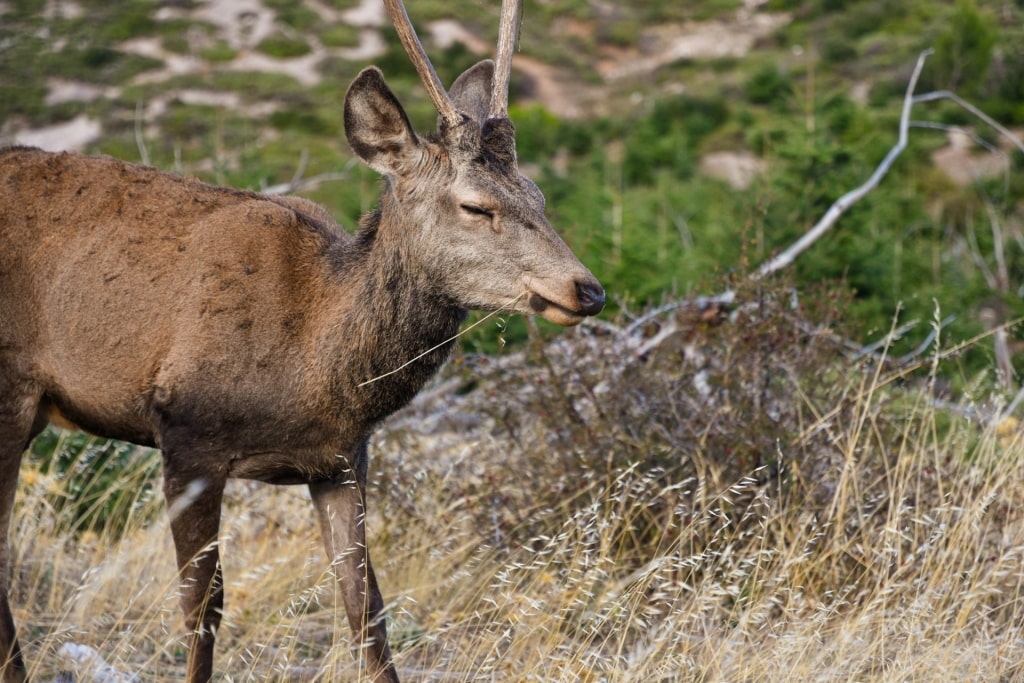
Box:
left=0, top=0, right=604, bottom=680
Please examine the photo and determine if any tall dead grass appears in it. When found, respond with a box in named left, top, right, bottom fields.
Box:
left=9, top=286, right=1024, bottom=681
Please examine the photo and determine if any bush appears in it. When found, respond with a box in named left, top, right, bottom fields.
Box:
left=261, top=0, right=320, bottom=30
left=200, top=41, right=237, bottom=63
left=390, top=277, right=853, bottom=556
left=617, top=94, right=730, bottom=185
left=317, top=23, right=361, bottom=49
left=44, top=46, right=163, bottom=85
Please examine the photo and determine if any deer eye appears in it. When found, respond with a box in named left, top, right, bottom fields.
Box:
left=460, top=204, right=494, bottom=219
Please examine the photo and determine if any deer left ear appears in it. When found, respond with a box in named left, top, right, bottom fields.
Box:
left=445, top=60, right=494, bottom=127
left=345, top=67, right=423, bottom=177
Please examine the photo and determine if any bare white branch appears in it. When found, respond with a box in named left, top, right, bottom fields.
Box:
left=262, top=157, right=358, bottom=195
left=912, top=89, right=1024, bottom=156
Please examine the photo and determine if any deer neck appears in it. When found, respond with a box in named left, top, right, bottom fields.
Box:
left=318, top=205, right=466, bottom=428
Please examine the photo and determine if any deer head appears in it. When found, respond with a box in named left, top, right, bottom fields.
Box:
left=344, top=0, right=605, bottom=326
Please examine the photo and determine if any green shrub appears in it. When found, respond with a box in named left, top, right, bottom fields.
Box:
left=821, top=35, right=858, bottom=65
left=262, top=0, right=320, bottom=30
left=200, top=41, right=237, bottom=63
left=257, top=32, right=312, bottom=59
left=45, top=46, right=163, bottom=85
left=931, top=0, right=996, bottom=94
left=617, top=94, right=729, bottom=185
left=269, top=108, right=333, bottom=135
left=97, top=3, right=157, bottom=41
left=746, top=65, right=794, bottom=107
left=317, top=23, right=361, bottom=48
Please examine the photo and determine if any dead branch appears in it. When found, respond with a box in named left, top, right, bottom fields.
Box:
left=912, top=89, right=1024, bottom=156
left=262, top=155, right=358, bottom=195
left=134, top=101, right=150, bottom=167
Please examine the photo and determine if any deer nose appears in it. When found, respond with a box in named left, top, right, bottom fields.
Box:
left=576, top=280, right=606, bottom=316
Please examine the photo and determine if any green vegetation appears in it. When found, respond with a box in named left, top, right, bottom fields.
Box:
left=26, top=427, right=161, bottom=537
left=261, top=0, right=320, bottom=31
left=198, top=41, right=238, bottom=63
left=316, top=22, right=361, bottom=49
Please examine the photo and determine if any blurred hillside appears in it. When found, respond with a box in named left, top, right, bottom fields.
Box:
left=2, top=0, right=1024, bottom=363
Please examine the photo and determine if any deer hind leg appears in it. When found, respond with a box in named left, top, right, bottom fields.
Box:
left=309, top=441, right=398, bottom=683
left=0, top=382, right=45, bottom=683
left=160, top=452, right=227, bottom=683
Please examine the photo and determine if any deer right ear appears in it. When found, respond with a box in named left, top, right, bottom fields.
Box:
left=446, top=60, right=494, bottom=127
left=344, top=67, right=422, bottom=177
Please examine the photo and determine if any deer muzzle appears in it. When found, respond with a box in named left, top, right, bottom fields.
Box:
left=526, top=276, right=605, bottom=326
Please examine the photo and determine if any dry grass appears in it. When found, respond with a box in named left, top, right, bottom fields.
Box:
left=10, top=289, right=1024, bottom=682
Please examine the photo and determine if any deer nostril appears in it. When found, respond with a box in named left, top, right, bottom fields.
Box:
left=576, top=281, right=606, bottom=316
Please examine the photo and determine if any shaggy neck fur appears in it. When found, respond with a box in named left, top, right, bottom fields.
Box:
left=321, top=202, right=466, bottom=432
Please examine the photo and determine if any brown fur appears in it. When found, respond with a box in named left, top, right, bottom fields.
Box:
left=0, top=61, right=602, bottom=683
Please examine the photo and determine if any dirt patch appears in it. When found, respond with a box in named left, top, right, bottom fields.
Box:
left=931, top=128, right=1012, bottom=187
left=44, top=79, right=110, bottom=106
left=597, top=11, right=790, bottom=81
left=43, top=0, right=82, bottom=20
left=699, top=150, right=767, bottom=190
left=12, top=114, right=101, bottom=151
left=228, top=50, right=325, bottom=87
left=339, top=0, right=386, bottom=27
left=191, top=0, right=276, bottom=50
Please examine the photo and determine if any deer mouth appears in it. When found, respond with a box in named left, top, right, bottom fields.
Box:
left=522, top=274, right=604, bottom=326
left=527, top=292, right=586, bottom=326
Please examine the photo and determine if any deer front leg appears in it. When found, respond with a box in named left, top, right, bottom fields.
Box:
left=309, top=442, right=398, bottom=683
left=0, top=443, right=26, bottom=683
left=0, top=389, right=45, bottom=683
left=162, top=464, right=227, bottom=683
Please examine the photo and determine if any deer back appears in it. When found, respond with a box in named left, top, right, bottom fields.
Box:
left=0, top=147, right=356, bottom=451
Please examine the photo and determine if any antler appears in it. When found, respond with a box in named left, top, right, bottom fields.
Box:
left=381, top=0, right=462, bottom=128
left=489, top=0, right=523, bottom=120
left=382, top=0, right=523, bottom=125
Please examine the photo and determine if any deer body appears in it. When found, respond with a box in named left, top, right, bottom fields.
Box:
left=2, top=146, right=460, bottom=475
left=0, top=36, right=604, bottom=682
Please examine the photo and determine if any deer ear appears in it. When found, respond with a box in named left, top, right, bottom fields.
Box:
left=345, top=67, right=422, bottom=176
left=445, top=60, right=494, bottom=127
